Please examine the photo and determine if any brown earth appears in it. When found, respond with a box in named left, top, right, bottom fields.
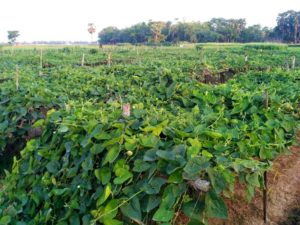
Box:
left=210, top=145, right=300, bottom=225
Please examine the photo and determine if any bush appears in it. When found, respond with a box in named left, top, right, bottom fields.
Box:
left=196, top=44, right=205, bottom=51
left=288, top=44, right=300, bottom=48
left=61, top=47, right=71, bottom=53
left=244, top=43, right=288, bottom=50
left=89, top=48, right=98, bottom=54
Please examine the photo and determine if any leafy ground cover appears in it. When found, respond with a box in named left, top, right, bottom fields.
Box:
left=0, top=44, right=299, bottom=224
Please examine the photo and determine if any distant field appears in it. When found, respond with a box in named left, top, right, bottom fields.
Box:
left=0, top=44, right=299, bottom=224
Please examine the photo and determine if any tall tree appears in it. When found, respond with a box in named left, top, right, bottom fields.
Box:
left=88, top=23, right=96, bottom=43
left=239, top=25, right=266, bottom=42
left=275, top=10, right=300, bottom=43
left=149, top=21, right=166, bottom=43
left=7, top=31, right=20, bottom=45
left=98, top=27, right=120, bottom=44
left=209, top=18, right=246, bottom=42
left=195, top=22, right=220, bottom=42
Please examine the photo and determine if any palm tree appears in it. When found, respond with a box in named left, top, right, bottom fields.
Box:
left=88, top=23, right=96, bottom=43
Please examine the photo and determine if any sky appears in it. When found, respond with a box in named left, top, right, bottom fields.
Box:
left=0, top=0, right=299, bottom=42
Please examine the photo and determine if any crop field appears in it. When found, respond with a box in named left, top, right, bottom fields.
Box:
left=0, top=44, right=299, bottom=225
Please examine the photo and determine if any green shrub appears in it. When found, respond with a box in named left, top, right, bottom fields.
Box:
left=244, top=43, right=288, bottom=50
left=62, top=47, right=71, bottom=53
left=288, top=44, right=300, bottom=48
left=196, top=44, right=205, bottom=51
left=89, top=48, right=98, bottom=54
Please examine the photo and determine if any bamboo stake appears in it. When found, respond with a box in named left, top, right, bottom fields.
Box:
left=81, top=53, right=85, bottom=66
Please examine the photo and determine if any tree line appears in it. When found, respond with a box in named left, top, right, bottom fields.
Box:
left=98, top=10, right=300, bottom=44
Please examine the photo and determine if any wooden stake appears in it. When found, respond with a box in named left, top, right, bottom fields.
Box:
left=263, top=89, right=268, bottom=223
left=292, top=56, right=296, bottom=70
left=263, top=171, right=268, bottom=223
left=264, top=90, right=269, bottom=108
left=81, top=53, right=85, bottom=66
left=40, top=49, right=43, bottom=69
left=285, top=59, right=290, bottom=71
left=107, top=53, right=112, bottom=66
left=15, top=65, right=19, bottom=91
left=136, top=48, right=142, bottom=65
left=39, top=49, right=43, bottom=75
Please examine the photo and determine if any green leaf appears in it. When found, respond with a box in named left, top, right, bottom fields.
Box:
left=52, top=188, right=71, bottom=196
left=153, top=207, right=174, bottom=222
left=103, top=219, right=123, bottom=225
left=94, top=131, right=111, bottom=140
left=69, top=213, right=80, bottom=225
left=259, top=148, right=273, bottom=160
left=183, top=200, right=204, bottom=223
left=246, top=173, right=260, bottom=188
left=103, top=145, right=121, bottom=165
left=187, top=146, right=200, bottom=160
left=156, top=150, right=176, bottom=161
left=174, top=129, right=191, bottom=138
left=246, top=185, right=255, bottom=202
left=58, top=125, right=69, bottom=133
left=103, top=136, right=123, bottom=147
left=120, top=197, right=142, bottom=223
left=113, top=159, right=129, bottom=171
left=81, top=155, right=93, bottom=171
left=141, top=195, right=161, bottom=213
left=101, top=199, right=122, bottom=221
left=113, top=168, right=133, bottom=185
left=82, top=215, right=92, bottom=225
left=94, top=167, right=111, bottom=185
left=32, top=119, right=45, bottom=128
left=143, top=149, right=158, bottom=161
left=97, top=183, right=112, bottom=206
left=207, top=168, right=226, bottom=194
left=183, top=157, right=210, bottom=175
left=46, top=160, right=60, bottom=173
left=80, top=136, right=90, bottom=148
left=16, top=222, right=27, bottom=225
left=168, top=170, right=183, bottom=184
left=0, top=216, right=11, bottom=225
left=133, top=109, right=146, bottom=118
left=91, top=144, right=105, bottom=155
left=57, top=221, right=68, bottom=225
left=140, top=134, right=159, bottom=148
left=144, top=177, right=166, bottom=194
left=0, top=121, right=8, bottom=132
left=124, top=138, right=137, bottom=151
left=205, top=190, right=228, bottom=219
left=203, top=131, right=223, bottom=139
left=133, top=159, right=151, bottom=172
left=153, top=126, right=163, bottom=136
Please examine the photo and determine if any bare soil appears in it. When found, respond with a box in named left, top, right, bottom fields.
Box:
left=210, top=145, right=300, bottom=225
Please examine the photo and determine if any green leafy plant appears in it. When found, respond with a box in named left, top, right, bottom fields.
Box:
left=0, top=45, right=299, bottom=224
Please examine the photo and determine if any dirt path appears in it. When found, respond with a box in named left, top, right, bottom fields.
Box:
left=210, top=145, right=300, bottom=225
